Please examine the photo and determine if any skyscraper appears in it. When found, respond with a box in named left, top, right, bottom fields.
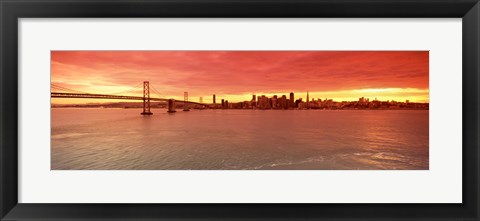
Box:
left=281, top=95, right=287, bottom=109
left=289, top=92, right=294, bottom=108
left=213, top=94, right=216, bottom=109
left=306, top=91, right=309, bottom=109
left=272, top=95, right=278, bottom=109
left=258, top=95, right=267, bottom=109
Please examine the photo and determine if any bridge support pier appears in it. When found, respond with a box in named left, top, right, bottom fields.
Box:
left=141, top=81, right=153, bottom=115
left=167, top=99, right=176, bottom=113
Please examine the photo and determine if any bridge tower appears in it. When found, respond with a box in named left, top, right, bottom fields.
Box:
left=141, top=81, right=153, bottom=115
left=183, top=92, right=190, bottom=111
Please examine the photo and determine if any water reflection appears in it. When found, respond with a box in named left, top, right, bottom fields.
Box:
left=51, top=108, right=429, bottom=170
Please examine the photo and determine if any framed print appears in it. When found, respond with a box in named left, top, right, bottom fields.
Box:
left=1, top=0, right=479, bottom=220
left=49, top=50, right=430, bottom=171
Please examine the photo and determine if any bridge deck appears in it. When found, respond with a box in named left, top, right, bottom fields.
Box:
left=51, top=92, right=205, bottom=105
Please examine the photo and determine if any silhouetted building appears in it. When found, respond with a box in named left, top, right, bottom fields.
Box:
left=272, top=95, right=278, bottom=109
left=213, top=94, right=216, bottom=108
left=295, top=98, right=302, bottom=108
left=280, top=95, right=287, bottom=109
left=306, top=91, right=310, bottom=109
left=258, top=95, right=269, bottom=109
left=289, top=92, right=295, bottom=108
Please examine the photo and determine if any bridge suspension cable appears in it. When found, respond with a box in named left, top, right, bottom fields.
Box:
left=149, top=84, right=165, bottom=99
left=108, top=82, right=144, bottom=95
left=52, top=82, right=144, bottom=95
left=51, top=84, right=89, bottom=94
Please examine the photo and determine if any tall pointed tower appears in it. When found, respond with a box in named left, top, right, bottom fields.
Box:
left=306, top=91, right=309, bottom=109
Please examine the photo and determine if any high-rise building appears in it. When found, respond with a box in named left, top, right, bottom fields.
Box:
left=258, top=95, right=267, bottom=109
left=289, top=92, right=294, bottom=108
left=221, top=99, right=225, bottom=109
left=272, top=95, right=278, bottom=109
left=295, top=98, right=302, bottom=108
left=213, top=94, right=216, bottom=108
left=252, top=94, right=257, bottom=109
left=281, top=95, right=287, bottom=109
left=306, top=91, right=309, bottom=109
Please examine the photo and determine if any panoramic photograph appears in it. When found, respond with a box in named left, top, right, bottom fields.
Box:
left=51, top=51, right=429, bottom=170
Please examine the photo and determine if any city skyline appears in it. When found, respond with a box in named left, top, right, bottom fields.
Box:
left=51, top=51, right=429, bottom=104
left=52, top=91, right=428, bottom=111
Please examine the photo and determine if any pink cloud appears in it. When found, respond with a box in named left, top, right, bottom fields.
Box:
left=51, top=51, right=428, bottom=98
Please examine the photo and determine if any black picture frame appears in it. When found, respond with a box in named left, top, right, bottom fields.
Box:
left=1, top=0, right=479, bottom=220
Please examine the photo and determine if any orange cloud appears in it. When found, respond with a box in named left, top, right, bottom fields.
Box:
left=51, top=51, right=429, bottom=104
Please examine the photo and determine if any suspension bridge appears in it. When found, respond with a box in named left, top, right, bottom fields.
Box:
left=51, top=81, right=207, bottom=115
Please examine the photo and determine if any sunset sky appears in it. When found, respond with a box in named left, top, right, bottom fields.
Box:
left=51, top=51, right=429, bottom=104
